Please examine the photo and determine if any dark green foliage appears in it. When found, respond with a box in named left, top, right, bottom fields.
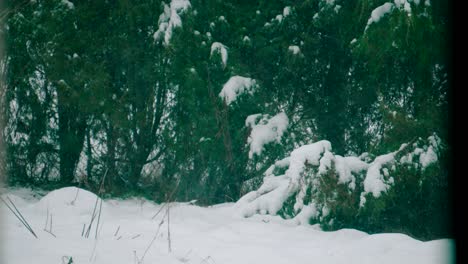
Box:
left=1, top=0, right=450, bottom=240
left=356, top=151, right=451, bottom=240
left=278, top=192, right=297, bottom=219
left=315, top=166, right=363, bottom=231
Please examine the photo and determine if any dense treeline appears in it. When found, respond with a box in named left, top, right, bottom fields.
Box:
left=0, top=0, right=450, bottom=239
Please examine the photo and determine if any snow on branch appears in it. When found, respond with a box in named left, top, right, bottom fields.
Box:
left=236, top=134, right=442, bottom=225
left=153, top=0, right=191, bottom=46
left=210, top=42, right=228, bottom=68
left=364, top=0, right=428, bottom=32
left=246, top=113, right=289, bottom=159
left=218, top=76, right=256, bottom=105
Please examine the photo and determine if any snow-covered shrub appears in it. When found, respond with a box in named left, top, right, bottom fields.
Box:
left=236, top=140, right=362, bottom=223
left=236, top=134, right=445, bottom=237
left=356, top=134, right=449, bottom=239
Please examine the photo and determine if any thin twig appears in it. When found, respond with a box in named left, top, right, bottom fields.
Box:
left=140, top=209, right=169, bottom=263
left=95, top=198, right=103, bottom=239
left=180, top=249, right=192, bottom=262
left=62, top=256, right=73, bottom=264
left=89, top=239, right=98, bottom=262
left=114, top=226, right=120, bottom=237
left=151, top=203, right=167, bottom=220
left=131, top=234, right=141, bottom=239
left=4, top=204, right=29, bottom=230
left=85, top=168, right=108, bottom=238
left=85, top=196, right=99, bottom=238
left=43, top=208, right=56, bottom=238
left=44, top=229, right=57, bottom=238
left=151, top=179, right=180, bottom=220
left=6, top=196, right=35, bottom=232
left=0, top=196, right=38, bottom=238
left=200, top=256, right=217, bottom=264
left=44, top=206, right=49, bottom=230
left=167, top=204, right=171, bottom=253
left=71, top=188, right=79, bottom=205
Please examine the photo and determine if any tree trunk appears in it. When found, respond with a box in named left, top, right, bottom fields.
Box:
left=57, top=95, right=87, bottom=184
left=106, top=123, right=118, bottom=191
left=129, top=155, right=146, bottom=189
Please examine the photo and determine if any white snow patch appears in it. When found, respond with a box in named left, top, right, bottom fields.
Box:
left=335, top=156, right=369, bottom=190
left=1, top=187, right=454, bottom=264
left=306, top=147, right=367, bottom=197
left=283, top=6, right=292, bottom=17
left=398, top=134, right=440, bottom=170
left=245, top=114, right=262, bottom=128
left=360, top=152, right=396, bottom=206
left=34, top=187, right=102, bottom=214
left=428, top=134, right=441, bottom=149
left=236, top=140, right=331, bottom=218
left=419, top=147, right=438, bottom=169
left=153, top=0, right=191, bottom=45
left=210, top=42, right=228, bottom=68
left=365, top=0, right=420, bottom=31
left=274, top=6, right=291, bottom=23
left=219, top=76, right=256, bottom=105
left=275, top=14, right=283, bottom=23
left=61, top=0, right=74, bottom=9
left=289, top=141, right=332, bottom=176
left=288, top=141, right=332, bottom=212
left=394, top=0, right=412, bottom=14
left=365, top=3, right=394, bottom=31
left=264, top=157, right=291, bottom=177
left=236, top=174, right=292, bottom=216
left=291, top=204, right=318, bottom=225
left=246, top=113, right=289, bottom=159
left=288, top=45, right=301, bottom=55
left=334, top=5, right=342, bottom=13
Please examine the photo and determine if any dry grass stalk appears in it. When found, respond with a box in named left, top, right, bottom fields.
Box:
left=1, top=196, right=38, bottom=238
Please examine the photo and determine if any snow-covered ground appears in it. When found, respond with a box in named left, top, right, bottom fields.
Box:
left=0, top=187, right=455, bottom=264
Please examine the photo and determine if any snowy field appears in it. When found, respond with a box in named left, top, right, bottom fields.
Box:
left=0, top=187, right=455, bottom=264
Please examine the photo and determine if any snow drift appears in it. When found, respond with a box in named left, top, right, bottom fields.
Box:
left=0, top=186, right=453, bottom=264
